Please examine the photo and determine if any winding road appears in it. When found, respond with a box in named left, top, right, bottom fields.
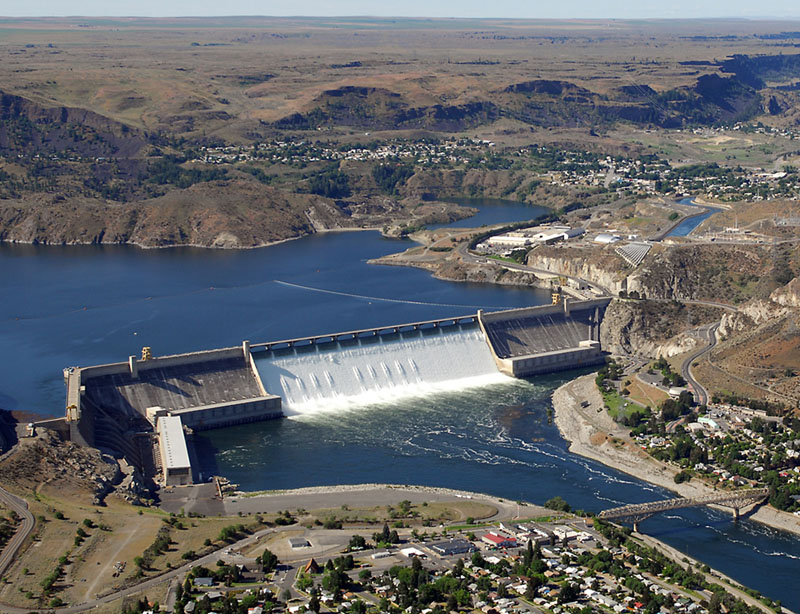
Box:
left=0, top=484, right=35, bottom=581
left=681, top=322, right=719, bottom=406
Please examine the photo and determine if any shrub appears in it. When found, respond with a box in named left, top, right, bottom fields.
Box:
left=544, top=496, right=571, bottom=512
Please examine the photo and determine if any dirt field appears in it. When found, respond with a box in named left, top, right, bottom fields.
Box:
left=627, top=377, right=670, bottom=410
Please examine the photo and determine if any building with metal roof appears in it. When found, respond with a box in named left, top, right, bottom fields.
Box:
left=157, top=415, right=192, bottom=486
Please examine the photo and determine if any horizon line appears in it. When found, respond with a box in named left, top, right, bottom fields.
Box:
left=2, top=14, right=800, bottom=21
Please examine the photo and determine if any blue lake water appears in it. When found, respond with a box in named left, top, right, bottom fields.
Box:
left=428, top=198, right=549, bottom=229
left=667, top=197, right=721, bottom=237
left=0, top=231, right=550, bottom=416
left=0, top=201, right=798, bottom=609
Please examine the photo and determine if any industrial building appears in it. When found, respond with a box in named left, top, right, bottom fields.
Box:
left=477, top=225, right=585, bottom=251
left=593, top=233, right=622, bottom=244
left=157, top=416, right=192, bottom=486
left=429, top=539, right=477, bottom=556
left=481, top=532, right=518, bottom=548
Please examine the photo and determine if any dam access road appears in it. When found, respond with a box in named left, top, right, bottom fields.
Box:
left=0, top=482, right=35, bottom=581
left=682, top=322, right=720, bottom=406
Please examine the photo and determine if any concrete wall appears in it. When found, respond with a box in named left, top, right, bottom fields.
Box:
left=170, top=396, right=282, bottom=431
left=76, top=346, right=244, bottom=383
left=479, top=298, right=611, bottom=324
left=32, top=417, right=71, bottom=440
left=248, top=348, right=270, bottom=397
left=65, top=345, right=250, bottom=445
left=249, top=315, right=478, bottom=352
left=479, top=299, right=611, bottom=379
left=497, top=345, right=605, bottom=378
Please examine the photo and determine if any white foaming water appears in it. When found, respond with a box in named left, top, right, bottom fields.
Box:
left=253, top=325, right=510, bottom=415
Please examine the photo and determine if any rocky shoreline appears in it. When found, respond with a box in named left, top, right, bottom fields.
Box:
left=551, top=373, right=800, bottom=537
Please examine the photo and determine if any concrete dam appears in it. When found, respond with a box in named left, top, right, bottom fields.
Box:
left=62, top=298, right=610, bottom=485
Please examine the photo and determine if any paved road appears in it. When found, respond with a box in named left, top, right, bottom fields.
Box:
left=681, top=322, right=719, bottom=406
left=646, top=297, right=739, bottom=313
left=457, top=242, right=611, bottom=298
left=0, top=484, right=35, bottom=581
left=0, top=524, right=278, bottom=614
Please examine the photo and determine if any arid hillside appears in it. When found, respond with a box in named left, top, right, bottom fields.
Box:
left=2, top=18, right=800, bottom=247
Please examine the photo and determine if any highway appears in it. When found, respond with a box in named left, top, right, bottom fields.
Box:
left=681, top=322, right=719, bottom=406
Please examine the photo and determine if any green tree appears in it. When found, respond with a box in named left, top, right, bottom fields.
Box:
left=544, top=496, right=571, bottom=512
left=309, top=168, right=351, bottom=198
left=260, top=548, right=279, bottom=573
left=348, top=534, right=367, bottom=550
left=558, top=581, right=580, bottom=604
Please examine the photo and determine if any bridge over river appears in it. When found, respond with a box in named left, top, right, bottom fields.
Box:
left=598, top=488, right=770, bottom=532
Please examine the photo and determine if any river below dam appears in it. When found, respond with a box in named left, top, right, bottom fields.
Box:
left=0, top=198, right=799, bottom=609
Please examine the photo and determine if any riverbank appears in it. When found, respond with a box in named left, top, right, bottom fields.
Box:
left=158, top=481, right=538, bottom=520
left=0, top=226, right=378, bottom=251
left=551, top=373, right=800, bottom=537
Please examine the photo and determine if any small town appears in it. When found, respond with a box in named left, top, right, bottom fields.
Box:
left=139, top=506, right=780, bottom=614
left=597, top=358, right=800, bottom=514
left=190, top=123, right=800, bottom=203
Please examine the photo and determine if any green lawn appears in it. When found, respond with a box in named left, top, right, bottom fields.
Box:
left=603, top=389, right=646, bottom=420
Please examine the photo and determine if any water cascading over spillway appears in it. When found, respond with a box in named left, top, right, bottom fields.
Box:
left=252, top=324, right=509, bottom=415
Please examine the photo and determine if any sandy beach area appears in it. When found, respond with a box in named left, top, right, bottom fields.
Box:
left=551, top=373, right=800, bottom=536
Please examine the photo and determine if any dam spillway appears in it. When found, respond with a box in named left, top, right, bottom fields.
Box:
left=252, top=322, right=507, bottom=415
left=60, top=298, right=611, bottom=469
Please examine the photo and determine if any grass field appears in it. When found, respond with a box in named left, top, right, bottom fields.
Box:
left=604, top=389, right=647, bottom=421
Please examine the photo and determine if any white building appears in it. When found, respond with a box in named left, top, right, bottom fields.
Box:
left=157, top=416, right=192, bottom=486
left=593, top=233, right=621, bottom=244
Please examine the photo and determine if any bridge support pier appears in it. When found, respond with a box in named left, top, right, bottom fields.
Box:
left=633, top=521, right=640, bottom=533
left=732, top=507, right=739, bottom=521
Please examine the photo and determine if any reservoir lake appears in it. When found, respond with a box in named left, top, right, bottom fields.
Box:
left=0, top=198, right=798, bottom=608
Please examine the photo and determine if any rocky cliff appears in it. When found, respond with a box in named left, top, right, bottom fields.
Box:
left=771, top=276, right=800, bottom=308
left=627, top=244, right=777, bottom=302
left=600, top=299, right=724, bottom=357
left=0, top=430, right=146, bottom=505
left=525, top=246, right=628, bottom=294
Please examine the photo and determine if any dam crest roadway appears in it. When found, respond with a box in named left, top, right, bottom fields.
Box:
left=252, top=314, right=480, bottom=351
